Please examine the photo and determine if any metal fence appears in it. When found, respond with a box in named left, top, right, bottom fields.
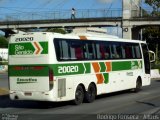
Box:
left=131, top=9, right=160, bottom=18
left=0, top=9, right=122, bottom=21
left=0, top=9, right=159, bottom=22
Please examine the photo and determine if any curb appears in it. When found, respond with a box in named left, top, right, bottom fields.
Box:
left=151, top=69, right=160, bottom=80
left=151, top=78, right=160, bottom=81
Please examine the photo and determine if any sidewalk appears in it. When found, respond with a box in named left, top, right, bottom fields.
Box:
left=151, top=69, right=160, bottom=80
left=0, top=68, right=8, bottom=95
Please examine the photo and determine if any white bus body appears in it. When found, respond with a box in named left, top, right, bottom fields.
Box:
left=8, top=32, right=152, bottom=104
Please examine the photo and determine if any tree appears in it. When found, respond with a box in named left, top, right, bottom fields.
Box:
left=0, top=36, right=8, bottom=48
left=143, top=0, right=160, bottom=66
left=143, top=26, right=160, bottom=39
left=46, top=28, right=67, bottom=34
left=143, top=26, right=160, bottom=64
left=145, top=0, right=160, bottom=16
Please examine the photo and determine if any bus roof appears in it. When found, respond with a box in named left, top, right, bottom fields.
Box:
left=54, top=32, right=146, bottom=44
left=10, top=32, right=146, bottom=44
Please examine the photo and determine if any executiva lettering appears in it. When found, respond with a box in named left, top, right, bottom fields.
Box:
left=15, top=37, right=33, bottom=42
left=17, top=78, right=37, bottom=84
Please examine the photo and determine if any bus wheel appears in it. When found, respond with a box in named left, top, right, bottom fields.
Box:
left=85, top=83, right=96, bottom=103
left=73, top=85, right=84, bottom=105
left=133, top=78, right=142, bottom=93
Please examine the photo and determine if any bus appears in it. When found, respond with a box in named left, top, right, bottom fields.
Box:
left=8, top=32, right=155, bottom=105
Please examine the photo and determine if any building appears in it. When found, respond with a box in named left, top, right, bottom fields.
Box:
left=0, top=48, right=8, bottom=61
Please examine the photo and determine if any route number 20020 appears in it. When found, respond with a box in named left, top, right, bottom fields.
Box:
left=58, top=66, right=79, bottom=74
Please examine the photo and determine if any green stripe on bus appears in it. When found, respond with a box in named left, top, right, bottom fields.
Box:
left=39, top=42, right=48, bottom=54
left=131, top=61, right=142, bottom=69
left=84, top=63, right=91, bottom=73
left=52, top=63, right=90, bottom=76
left=99, top=62, right=106, bottom=72
left=112, top=61, right=131, bottom=71
left=9, top=60, right=142, bottom=77
left=103, top=73, right=109, bottom=84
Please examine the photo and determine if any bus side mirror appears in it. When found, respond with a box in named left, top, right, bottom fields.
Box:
left=148, top=50, right=155, bottom=63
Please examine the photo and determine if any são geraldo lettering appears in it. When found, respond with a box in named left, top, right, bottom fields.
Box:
left=15, top=45, right=33, bottom=55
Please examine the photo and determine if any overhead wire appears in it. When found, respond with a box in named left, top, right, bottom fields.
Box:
left=20, top=0, right=37, bottom=11
left=0, top=7, right=28, bottom=14
left=56, top=0, right=71, bottom=10
left=74, top=0, right=91, bottom=9
left=53, top=0, right=69, bottom=9
left=91, top=0, right=98, bottom=9
left=33, top=0, right=55, bottom=10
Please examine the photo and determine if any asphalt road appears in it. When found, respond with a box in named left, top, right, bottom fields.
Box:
left=0, top=73, right=8, bottom=88
left=0, top=73, right=160, bottom=120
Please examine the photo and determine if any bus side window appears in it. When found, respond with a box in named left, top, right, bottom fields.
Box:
left=95, top=43, right=101, bottom=59
left=116, top=45, right=122, bottom=59
left=94, top=42, right=111, bottom=60
left=54, top=40, right=70, bottom=60
left=111, top=43, right=121, bottom=59
left=68, top=40, right=84, bottom=60
left=131, top=45, right=136, bottom=58
left=125, top=45, right=132, bottom=59
left=100, top=44, right=105, bottom=59
left=85, top=42, right=96, bottom=60
left=70, top=46, right=76, bottom=60
left=83, top=45, right=88, bottom=59
left=134, top=45, right=141, bottom=59
left=88, top=43, right=94, bottom=59
left=75, top=47, right=83, bottom=60
left=121, top=45, right=126, bottom=59
left=61, top=40, right=70, bottom=60
left=104, top=45, right=110, bottom=59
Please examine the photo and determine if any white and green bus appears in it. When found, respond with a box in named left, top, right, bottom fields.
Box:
left=8, top=32, right=154, bottom=105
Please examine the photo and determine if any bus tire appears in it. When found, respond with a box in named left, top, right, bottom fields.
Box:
left=133, top=78, right=142, bottom=93
left=72, top=85, right=84, bottom=105
left=84, top=83, right=96, bottom=103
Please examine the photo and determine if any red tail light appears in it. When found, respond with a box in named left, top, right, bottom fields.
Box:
left=14, top=66, right=23, bottom=70
left=34, top=66, right=44, bottom=70
left=49, top=69, right=54, bottom=81
left=14, top=66, right=44, bottom=70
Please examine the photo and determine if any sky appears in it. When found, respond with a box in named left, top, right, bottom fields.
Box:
left=0, top=0, right=152, bottom=13
left=0, top=0, right=122, bottom=14
left=0, top=0, right=152, bottom=37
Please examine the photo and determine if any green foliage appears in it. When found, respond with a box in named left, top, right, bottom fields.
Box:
left=0, top=61, right=8, bottom=65
left=0, top=36, right=8, bottom=48
left=141, top=9, right=151, bottom=17
left=143, top=26, right=160, bottom=39
left=145, top=0, right=160, bottom=15
left=145, top=0, right=160, bottom=7
left=143, top=26, right=160, bottom=64
left=46, top=28, right=66, bottom=34
left=151, top=63, right=160, bottom=70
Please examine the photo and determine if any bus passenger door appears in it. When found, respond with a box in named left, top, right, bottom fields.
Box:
left=141, top=44, right=150, bottom=74
left=141, top=43, right=151, bottom=85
